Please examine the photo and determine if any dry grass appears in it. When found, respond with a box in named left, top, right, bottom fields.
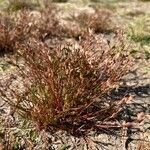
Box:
left=7, top=0, right=39, bottom=11
left=70, top=9, right=114, bottom=34
left=0, top=13, right=18, bottom=53
left=0, top=2, right=134, bottom=136
left=0, top=6, right=60, bottom=54
left=0, top=2, right=135, bottom=149
left=0, top=11, right=34, bottom=54
left=0, top=5, right=116, bottom=55
left=64, top=8, right=115, bottom=40
left=0, top=30, right=133, bottom=134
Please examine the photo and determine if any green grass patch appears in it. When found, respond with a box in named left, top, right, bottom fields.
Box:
left=128, top=15, right=150, bottom=45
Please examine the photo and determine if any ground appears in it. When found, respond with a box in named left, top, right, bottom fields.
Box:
left=0, top=0, right=150, bottom=150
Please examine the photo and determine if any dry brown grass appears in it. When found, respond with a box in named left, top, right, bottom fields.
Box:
left=0, top=4, right=133, bottom=135
left=0, top=31, right=133, bottom=134
left=0, top=11, right=34, bottom=54
left=0, top=6, right=59, bottom=54
left=0, top=13, right=19, bottom=53
left=0, top=5, right=116, bottom=54
left=68, top=8, right=115, bottom=36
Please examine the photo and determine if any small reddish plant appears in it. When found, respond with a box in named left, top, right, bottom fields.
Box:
left=0, top=5, right=115, bottom=55
left=0, top=5, right=62, bottom=54
left=0, top=11, right=34, bottom=54
left=0, top=13, right=16, bottom=53
left=0, top=31, right=133, bottom=133
left=69, top=8, right=115, bottom=35
left=0, top=3, right=133, bottom=134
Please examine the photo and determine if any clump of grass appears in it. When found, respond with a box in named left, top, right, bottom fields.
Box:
left=30, top=6, right=115, bottom=41
left=0, top=31, right=132, bottom=133
left=0, top=3, right=133, bottom=135
left=7, top=0, right=39, bottom=11
left=129, top=16, right=150, bottom=45
left=0, top=13, right=21, bottom=54
left=33, top=5, right=63, bottom=41
left=0, top=4, right=116, bottom=55
left=0, top=11, right=34, bottom=54
left=0, top=13, right=14, bottom=53
left=68, top=8, right=114, bottom=35
left=0, top=5, right=63, bottom=54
